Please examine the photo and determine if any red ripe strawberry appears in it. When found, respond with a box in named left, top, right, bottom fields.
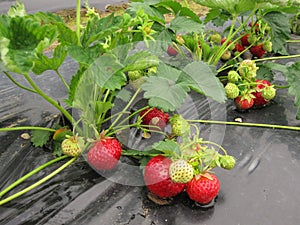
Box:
left=220, top=37, right=226, bottom=45
left=253, top=79, right=271, bottom=106
left=88, top=137, right=122, bottom=171
left=256, top=79, right=271, bottom=89
left=235, top=95, right=254, bottom=110
left=220, top=37, right=234, bottom=49
left=167, top=45, right=178, bottom=56
left=248, top=22, right=259, bottom=33
left=233, top=43, right=245, bottom=52
left=241, top=34, right=250, bottom=46
left=187, top=173, right=220, bottom=204
left=144, top=155, right=185, bottom=199
left=250, top=44, right=266, bottom=58
left=140, top=107, right=169, bottom=130
left=253, top=91, right=269, bottom=106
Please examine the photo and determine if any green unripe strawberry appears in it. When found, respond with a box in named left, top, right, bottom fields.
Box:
left=169, top=114, right=190, bottom=136
left=227, top=70, right=241, bottom=83
left=225, top=83, right=240, bottom=99
left=128, top=70, right=143, bottom=81
left=169, top=159, right=194, bottom=183
left=238, top=59, right=258, bottom=79
left=263, top=41, right=273, bottom=52
left=209, top=33, right=222, bottom=44
left=248, top=34, right=257, bottom=45
left=61, top=136, right=82, bottom=157
left=221, top=50, right=231, bottom=61
left=219, top=155, right=236, bottom=170
left=262, top=86, right=276, bottom=100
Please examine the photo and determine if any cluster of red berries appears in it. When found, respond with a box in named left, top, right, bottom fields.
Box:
left=60, top=107, right=236, bottom=206
left=138, top=108, right=235, bottom=205
left=221, top=21, right=272, bottom=61
left=224, top=60, right=276, bottom=110
left=144, top=155, right=221, bottom=205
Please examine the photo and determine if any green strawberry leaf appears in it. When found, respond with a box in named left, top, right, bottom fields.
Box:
left=68, top=45, right=101, bottom=65
left=204, top=9, right=221, bottom=24
left=7, top=1, right=26, bottom=17
left=156, top=1, right=182, bottom=15
left=31, top=130, right=52, bottom=147
left=179, top=7, right=202, bottom=23
left=195, top=0, right=255, bottom=15
left=129, top=2, right=165, bottom=24
left=142, top=76, right=188, bottom=111
left=262, top=62, right=288, bottom=74
left=116, top=88, right=134, bottom=103
left=178, top=61, right=227, bottom=103
left=152, top=139, right=181, bottom=156
left=55, top=23, right=78, bottom=46
left=284, top=62, right=300, bottom=119
left=263, top=11, right=290, bottom=55
left=65, top=67, right=85, bottom=107
left=255, top=0, right=300, bottom=12
left=210, top=10, right=231, bottom=27
left=123, top=50, right=159, bottom=71
left=81, top=13, right=124, bottom=48
left=32, top=45, right=68, bottom=75
left=0, top=16, right=58, bottom=74
left=142, top=63, right=188, bottom=111
left=89, top=53, right=126, bottom=90
left=256, top=63, right=275, bottom=81
left=169, top=16, right=204, bottom=33
left=53, top=140, right=64, bottom=157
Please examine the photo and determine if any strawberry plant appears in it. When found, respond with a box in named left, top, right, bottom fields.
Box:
left=1, top=0, right=300, bottom=209
left=0, top=0, right=227, bottom=206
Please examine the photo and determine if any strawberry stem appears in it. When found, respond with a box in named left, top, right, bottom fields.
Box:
left=0, top=156, right=76, bottom=206
left=109, top=106, right=149, bottom=130
left=273, top=84, right=290, bottom=89
left=286, top=39, right=300, bottom=43
left=76, top=0, right=81, bottom=46
left=0, top=155, right=69, bottom=199
left=122, top=149, right=161, bottom=157
left=0, top=126, right=56, bottom=133
left=23, top=73, right=74, bottom=124
left=187, top=119, right=300, bottom=131
left=201, top=140, right=228, bottom=155
left=55, top=70, right=69, bottom=90
left=4, top=71, right=37, bottom=94
left=253, top=54, right=300, bottom=63
left=107, top=88, right=141, bottom=132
